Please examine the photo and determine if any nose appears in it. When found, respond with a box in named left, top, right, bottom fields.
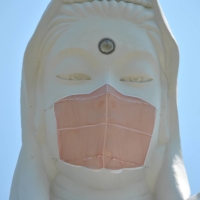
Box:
left=102, top=69, right=121, bottom=92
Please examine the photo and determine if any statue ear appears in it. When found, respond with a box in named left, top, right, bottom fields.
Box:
left=159, top=92, right=170, bottom=144
left=33, top=59, right=47, bottom=144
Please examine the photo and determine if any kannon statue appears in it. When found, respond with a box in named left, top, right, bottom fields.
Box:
left=9, top=0, right=200, bottom=199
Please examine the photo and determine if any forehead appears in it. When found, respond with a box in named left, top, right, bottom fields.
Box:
left=49, top=17, right=158, bottom=63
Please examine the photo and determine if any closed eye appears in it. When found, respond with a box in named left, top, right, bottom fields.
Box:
left=120, top=76, right=153, bottom=83
left=56, top=73, right=91, bottom=81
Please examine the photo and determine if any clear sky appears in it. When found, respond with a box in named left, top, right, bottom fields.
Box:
left=0, top=0, right=199, bottom=199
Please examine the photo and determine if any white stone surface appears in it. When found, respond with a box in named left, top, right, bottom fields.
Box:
left=9, top=0, right=198, bottom=199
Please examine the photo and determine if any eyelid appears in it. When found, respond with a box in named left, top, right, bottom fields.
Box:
left=56, top=73, right=91, bottom=81
left=120, top=76, right=153, bottom=83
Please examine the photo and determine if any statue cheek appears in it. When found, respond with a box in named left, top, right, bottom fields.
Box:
left=44, top=106, right=60, bottom=159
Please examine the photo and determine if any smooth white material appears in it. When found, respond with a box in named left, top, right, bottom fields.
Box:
left=9, top=0, right=199, bottom=200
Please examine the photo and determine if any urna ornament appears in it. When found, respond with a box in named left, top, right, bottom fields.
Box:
left=10, top=0, right=200, bottom=199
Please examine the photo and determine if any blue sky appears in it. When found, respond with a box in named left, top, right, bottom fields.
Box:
left=0, top=1, right=199, bottom=199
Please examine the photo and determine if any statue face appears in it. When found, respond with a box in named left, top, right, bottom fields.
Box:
left=9, top=2, right=191, bottom=199
left=42, top=16, right=162, bottom=170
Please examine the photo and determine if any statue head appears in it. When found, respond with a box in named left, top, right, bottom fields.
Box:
left=14, top=0, right=191, bottom=200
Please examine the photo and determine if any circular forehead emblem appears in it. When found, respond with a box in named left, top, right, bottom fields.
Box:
left=99, top=38, right=115, bottom=54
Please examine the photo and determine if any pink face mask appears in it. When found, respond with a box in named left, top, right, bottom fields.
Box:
left=54, top=84, right=155, bottom=170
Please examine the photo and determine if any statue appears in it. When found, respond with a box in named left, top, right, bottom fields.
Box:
left=9, top=0, right=199, bottom=199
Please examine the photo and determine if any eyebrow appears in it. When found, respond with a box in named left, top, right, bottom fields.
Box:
left=53, top=47, right=158, bottom=71
left=115, top=50, right=158, bottom=69
left=53, top=47, right=97, bottom=64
